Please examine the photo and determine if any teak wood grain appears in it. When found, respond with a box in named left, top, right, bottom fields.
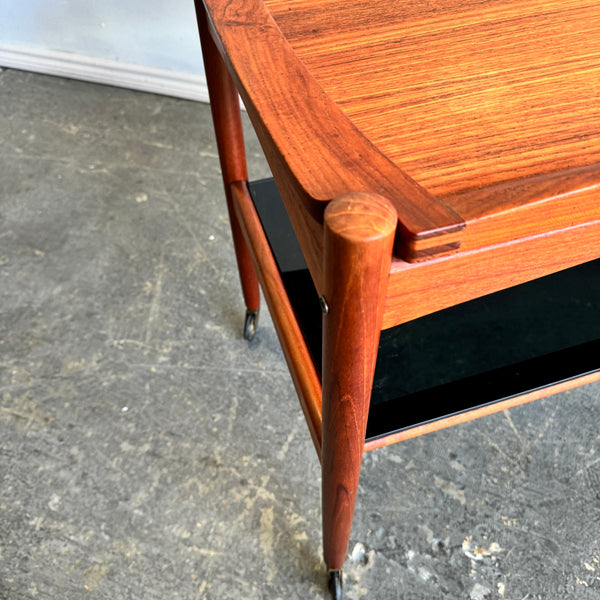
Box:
left=196, top=0, right=600, bottom=590
left=197, top=6, right=260, bottom=312
left=321, top=193, right=396, bottom=569
left=383, top=216, right=600, bottom=329
left=258, top=0, right=600, bottom=262
left=265, top=0, right=600, bottom=197
left=201, top=0, right=600, bottom=326
left=202, top=0, right=465, bottom=264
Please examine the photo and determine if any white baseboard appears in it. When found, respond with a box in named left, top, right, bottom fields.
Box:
left=0, top=44, right=209, bottom=103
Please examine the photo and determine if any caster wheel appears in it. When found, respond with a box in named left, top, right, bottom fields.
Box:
left=243, top=308, right=259, bottom=341
left=328, top=570, right=343, bottom=600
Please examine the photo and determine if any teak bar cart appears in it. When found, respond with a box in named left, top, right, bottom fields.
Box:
left=193, top=0, right=600, bottom=596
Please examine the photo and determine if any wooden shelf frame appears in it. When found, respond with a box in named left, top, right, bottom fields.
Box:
left=194, top=0, right=600, bottom=594
left=247, top=178, right=600, bottom=453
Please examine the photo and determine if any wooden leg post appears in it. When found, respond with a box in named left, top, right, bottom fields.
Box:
left=321, top=193, right=397, bottom=593
left=195, top=2, right=260, bottom=338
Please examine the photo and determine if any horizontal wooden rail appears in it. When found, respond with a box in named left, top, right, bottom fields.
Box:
left=384, top=218, right=600, bottom=329
left=243, top=178, right=600, bottom=453
left=230, top=180, right=323, bottom=458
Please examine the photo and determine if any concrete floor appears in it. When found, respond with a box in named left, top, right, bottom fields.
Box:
left=2, top=67, right=600, bottom=600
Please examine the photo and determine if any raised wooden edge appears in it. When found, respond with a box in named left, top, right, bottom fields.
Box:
left=201, top=0, right=464, bottom=263
left=383, top=218, right=600, bottom=329
left=364, top=371, right=600, bottom=452
left=446, top=163, right=600, bottom=252
left=230, top=180, right=323, bottom=457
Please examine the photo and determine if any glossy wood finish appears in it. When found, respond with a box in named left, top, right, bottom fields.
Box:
left=383, top=217, right=600, bottom=329
left=202, top=0, right=464, bottom=265
left=266, top=0, right=600, bottom=196
left=196, top=1, right=260, bottom=313
left=321, top=193, right=396, bottom=569
left=446, top=165, right=600, bottom=252
left=203, top=0, right=600, bottom=268
left=196, top=0, right=600, bottom=591
left=259, top=0, right=600, bottom=260
left=231, top=181, right=323, bottom=454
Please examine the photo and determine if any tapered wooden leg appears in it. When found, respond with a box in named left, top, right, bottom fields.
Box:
left=321, top=193, right=397, bottom=576
left=195, top=2, right=260, bottom=336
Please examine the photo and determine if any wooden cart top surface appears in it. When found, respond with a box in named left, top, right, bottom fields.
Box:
left=265, top=0, right=600, bottom=196
left=204, top=0, right=600, bottom=259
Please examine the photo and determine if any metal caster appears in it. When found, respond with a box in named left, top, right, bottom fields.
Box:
left=243, top=308, right=259, bottom=341
left=328, top=570, right=343, bottom=600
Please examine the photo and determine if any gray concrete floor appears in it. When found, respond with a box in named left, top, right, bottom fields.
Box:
left=2, top=68, right=600, bottom=600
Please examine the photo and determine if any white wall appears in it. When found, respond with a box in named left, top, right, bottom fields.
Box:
left=0, top=0, right=208, bottom=101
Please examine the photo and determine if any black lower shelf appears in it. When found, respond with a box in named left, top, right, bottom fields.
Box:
left=249, top=178, right=600, bottom=442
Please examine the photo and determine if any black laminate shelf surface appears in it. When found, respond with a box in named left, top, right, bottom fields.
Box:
left=248, top=178, right=600, bottom=442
